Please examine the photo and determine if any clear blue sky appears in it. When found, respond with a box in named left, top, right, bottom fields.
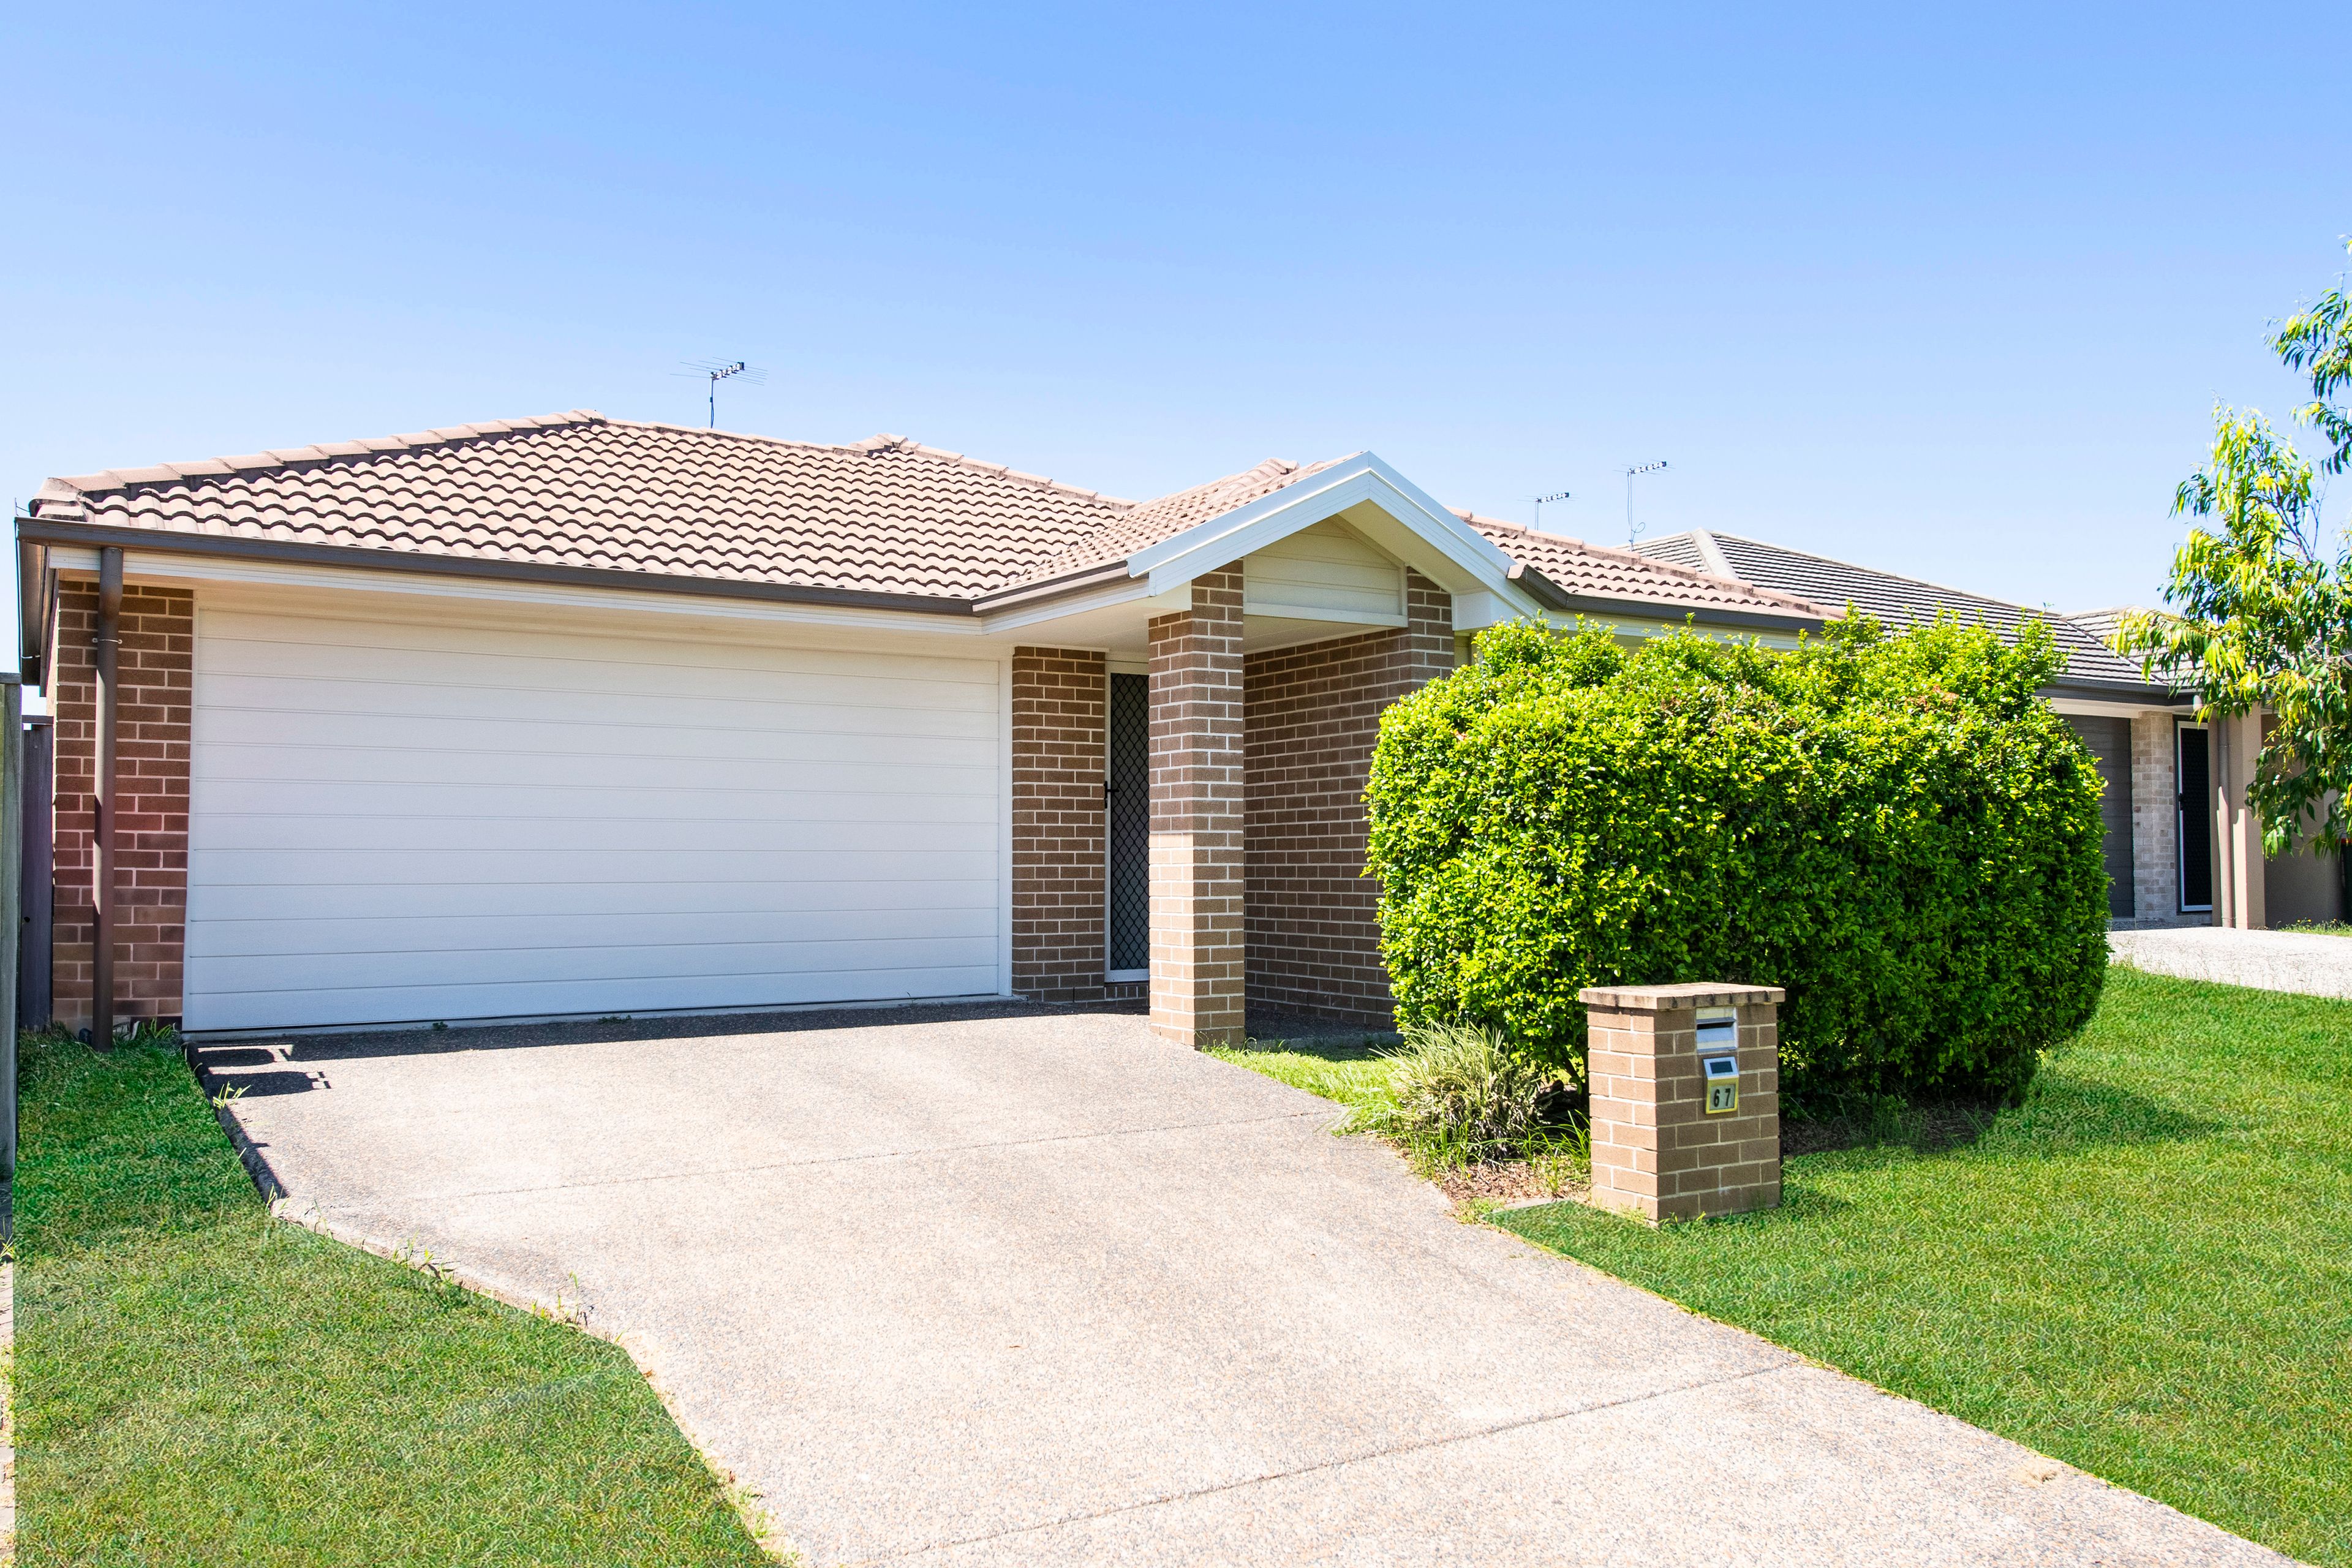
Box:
left=6, top=2, right=2346, bottom=627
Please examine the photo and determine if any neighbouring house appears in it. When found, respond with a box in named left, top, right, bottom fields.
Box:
left=1635, top=529, right=2347, bottom=931
left=15, top=412, right=1835, bottom=1044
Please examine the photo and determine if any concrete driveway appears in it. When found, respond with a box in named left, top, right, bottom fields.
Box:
left=207, top=1003, right=2282, bottom=1567
left=2114, top=925, right=2352, bottom=1000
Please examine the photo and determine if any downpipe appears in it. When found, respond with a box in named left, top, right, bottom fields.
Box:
left=93, top=546, right=121, bottom=1046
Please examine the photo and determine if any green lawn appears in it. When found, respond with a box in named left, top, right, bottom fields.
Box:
left=1498, top=968, right=2351, bottom=1567
left=14, top=1031, right=775, bottom=1567
left=1206, top=1037, right=1395, bottom=1117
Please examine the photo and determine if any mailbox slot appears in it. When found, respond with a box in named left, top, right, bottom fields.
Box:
left=1697, top=1007, right=1740, bottom=1115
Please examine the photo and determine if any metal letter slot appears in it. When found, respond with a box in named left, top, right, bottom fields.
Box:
left=1696, top=1006, right=1739, bottom=1115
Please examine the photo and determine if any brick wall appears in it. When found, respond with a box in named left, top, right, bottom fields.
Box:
left=1147, top=565, right=1246, bottom=1047
left=1584, top=984, right=1783, bottom=1223
left=1242, top=571, right=1452, bottom=1027
left=1011, top=647, right=1107, bottom=1002
left=2128, top=710, right=2203, bottom=927
left=50, top=579, right=194, bottom=1032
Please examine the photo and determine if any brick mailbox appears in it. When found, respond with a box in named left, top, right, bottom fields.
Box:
left=1580, top=982, right=1784, bottom=1222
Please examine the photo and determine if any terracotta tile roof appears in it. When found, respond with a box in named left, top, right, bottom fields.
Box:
left=1635, top=530, right=2165, bottom=690
left=27, top=412, right=1849, bottom=630
left=1009, top=456, right=1345, bottom=586
left=32, top=413, right=1137, bottom=602
left=1463, top=515, right=1835, bottom=619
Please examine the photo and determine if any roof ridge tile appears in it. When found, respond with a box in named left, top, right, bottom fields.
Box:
left=52, top=410, right=607, bottom=496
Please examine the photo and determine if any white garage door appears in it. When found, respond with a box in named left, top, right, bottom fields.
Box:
left=185, top=607, right=1004, bottom=1033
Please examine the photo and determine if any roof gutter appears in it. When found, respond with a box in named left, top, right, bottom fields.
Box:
left=15, top=516, right=982, bottom=618
left=1510, top=564, right=1828, bottom=634
left=968, top=560, right=1137, bottom=615
left=2041, top=677, right=2194, bottom=709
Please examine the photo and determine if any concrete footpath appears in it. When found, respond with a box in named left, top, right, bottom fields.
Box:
left=2113, top=925, right=2352, bottom=1000
left=209, top=1003, right=2287, bottom=1567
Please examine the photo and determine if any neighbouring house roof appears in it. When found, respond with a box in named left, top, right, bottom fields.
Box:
left=23, top=411, right=1818, bottom=626
left=1634, top=529, right=2170, bottom=695
left=1462, top=516, right=1834, bottom=621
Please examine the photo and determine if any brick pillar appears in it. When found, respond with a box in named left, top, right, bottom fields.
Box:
left=1010, top=647, right=1108, bottom=1002
left=2128, top=712, right=2180, bottom=927
left=1147, top=564, right=1245, bottom=1049
left=1243, top=571, right=1453, bottom=1027
left=51, top=579, right=194, bottom=1033
left=1582, top=982, right=1782, bottom=1223
left=2215, top=712, right=2266, bottom=929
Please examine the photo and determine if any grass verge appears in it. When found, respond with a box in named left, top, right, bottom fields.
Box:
left=1495, top=968, right=2352, bottom=1566
left=15, top=1030, right=775, bottom=1567
left=1208, top=1035, right=1589, bottom=1204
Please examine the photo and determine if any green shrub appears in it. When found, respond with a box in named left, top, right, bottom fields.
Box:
left=1365, top=616, right=2109, bottom=1104
left=1371, top=1019, right=1554, bottom=1166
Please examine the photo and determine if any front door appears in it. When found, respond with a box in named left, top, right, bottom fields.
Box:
left=1106, top=673, right=1150, bottom=978
left=2177, top=723, right=2213, bottom=913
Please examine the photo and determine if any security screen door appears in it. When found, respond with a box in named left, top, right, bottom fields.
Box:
left=1106, top=673, right=1150, bottom=976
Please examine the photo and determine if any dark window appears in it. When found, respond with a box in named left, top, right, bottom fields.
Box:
left=2177, top=725, right=2213, bottom=911
left=1106, top=674, right=1150, bottom=973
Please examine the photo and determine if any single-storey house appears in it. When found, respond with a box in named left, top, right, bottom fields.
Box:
left=15, top=412, right=1834, bottom=1046
left=1634, top=530, right=2346, bottom=930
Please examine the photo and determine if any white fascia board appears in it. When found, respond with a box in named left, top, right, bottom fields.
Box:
left=63, top=546, right=994, bottom=638
left=2048, top=695, right=2194, bottom=718
left=1126, top=454, right=1544, bottom=611
left=976, top=573, right=1190, bottom=634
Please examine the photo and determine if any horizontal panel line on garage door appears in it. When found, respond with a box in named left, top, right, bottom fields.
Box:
left=197, top=678, right=997, bottom=729
left=191, top=782, right=999, bottom=815
left=190, top=882, right=993, bottom=921
left=194, top=739, right=995, bottom=774
left=192, top=957, right=1003, bottom=1000
left=190, top=785, right=992, bottom=809
left=189, top=865, right=1000, bottom=888
left=194, top=705, right=994, bottom=748
left=203, top=627, right=1001, bottom=687
left=190, top=901, right=998, bottom=925
left=188, top=907, right=995, bottom=954
left=192, top=815, right=993, bottom=845
left=201, top=654, right=995, bottom=699
left=191, top=930, right=999, bottom=963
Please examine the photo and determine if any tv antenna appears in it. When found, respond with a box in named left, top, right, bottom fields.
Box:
left=679, top=360, right=767, bottom=428
left=1531, top=490, right=1570, bottom=530
left=1622, top=460, right=1668, bottom=546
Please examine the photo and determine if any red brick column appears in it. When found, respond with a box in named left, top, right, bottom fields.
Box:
left=1244, top=571, right=1453, bottom=1026
left=1581, top=982, right=1782, bottom=1221
left=1147, top=564, right=1246, bottom=1048
left=1011, top=647, right=1107, bottom=1003
left=51, top=578, right=194, bottom=1033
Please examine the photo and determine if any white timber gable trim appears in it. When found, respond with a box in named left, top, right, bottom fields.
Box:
left=1242, top=518, right=1407, bottom=626
left=1127, top=453, right=1541, bottom=611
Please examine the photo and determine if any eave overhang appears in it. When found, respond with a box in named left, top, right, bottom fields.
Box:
left=13, top=515, right=981, bottom=619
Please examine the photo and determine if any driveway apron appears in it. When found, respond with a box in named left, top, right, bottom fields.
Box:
left=210, top=1003, right=2285, bottom=1567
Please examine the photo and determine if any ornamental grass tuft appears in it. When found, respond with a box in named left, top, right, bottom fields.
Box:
left=1366, top=1019, right=1557, bottom=1170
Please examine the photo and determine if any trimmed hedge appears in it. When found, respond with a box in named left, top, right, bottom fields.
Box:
left=1365, top=617, right=2109, bottom=1105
